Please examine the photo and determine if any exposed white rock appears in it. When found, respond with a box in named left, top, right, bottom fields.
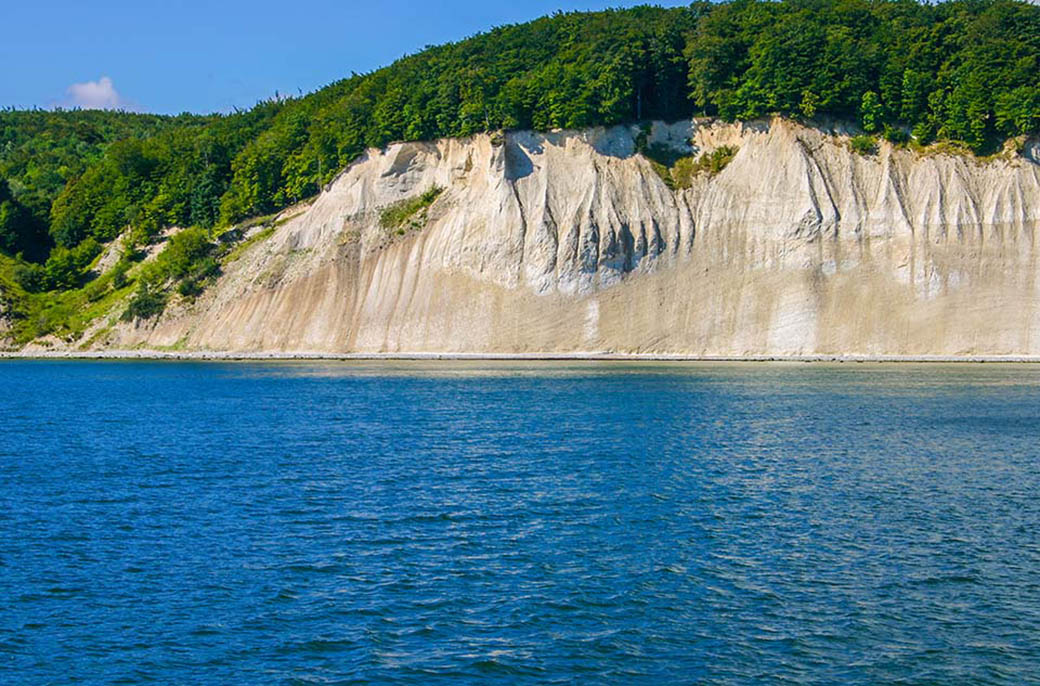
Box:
left=89, top=118, right=1040, bottom=356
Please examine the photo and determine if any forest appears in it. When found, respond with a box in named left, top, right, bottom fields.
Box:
left=0, top=0, right=1037, bottom=302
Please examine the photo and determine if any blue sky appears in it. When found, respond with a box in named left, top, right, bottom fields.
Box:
left=2, top=0, right=688, bottom=115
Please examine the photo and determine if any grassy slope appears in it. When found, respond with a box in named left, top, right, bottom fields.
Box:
left=0, top=252, right=137, bottom=347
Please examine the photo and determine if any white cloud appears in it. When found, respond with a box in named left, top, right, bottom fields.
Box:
left=65, top=76, right=129, bottom=110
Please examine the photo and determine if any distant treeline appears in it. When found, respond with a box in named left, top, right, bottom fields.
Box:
left=1, top=0, right=1037, bottom=280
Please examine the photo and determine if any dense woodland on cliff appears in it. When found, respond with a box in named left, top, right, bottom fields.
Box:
left=0, top=0, right=1038, bottom=325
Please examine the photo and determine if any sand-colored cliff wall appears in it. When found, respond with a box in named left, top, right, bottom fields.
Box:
left=100, top=118, right=1040, bottom=356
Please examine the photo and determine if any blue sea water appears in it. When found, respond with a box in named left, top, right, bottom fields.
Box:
left=1, top=360, right=1039, bottom=685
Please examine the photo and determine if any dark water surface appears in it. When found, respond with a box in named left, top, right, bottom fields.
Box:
left=1, top=361, right=1039, bottom=685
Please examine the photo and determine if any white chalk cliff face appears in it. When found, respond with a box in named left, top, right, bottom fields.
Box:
left=111, top=118, right=1040, bottom=356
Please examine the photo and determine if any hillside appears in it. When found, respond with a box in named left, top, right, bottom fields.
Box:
left=1, top=0, right=1039, bottom=351
left=11, top=117, right=1040, bottom=357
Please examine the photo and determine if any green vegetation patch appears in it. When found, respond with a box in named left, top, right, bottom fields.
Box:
left=121, top=284, right=166, bottom=322
left=0, top=251, right=136, bottom=345
left=0, top=214, right=286, bottom=345
left=222, top=225, right=276, bottom=265
left=0, top=109, right=201, bottom=262
left=685, top=146, right=738, bottom=180
left=12, top=237, right=103, bottom=292
left=642, top=144, right=738, bottom=190
left=379, top=187, right=443, bottom=232
left=122, top=227, right=221, bottom=322
left=849, top=135, right=879, bottom=156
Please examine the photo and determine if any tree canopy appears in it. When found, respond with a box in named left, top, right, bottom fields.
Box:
left=1, top=0, right=1038, bottom=286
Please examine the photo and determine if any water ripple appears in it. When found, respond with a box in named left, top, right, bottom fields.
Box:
left=1, top=361, right=1039, bottom=684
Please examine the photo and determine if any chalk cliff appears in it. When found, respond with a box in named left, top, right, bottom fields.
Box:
left=98, top=118, right=1040, bottom=356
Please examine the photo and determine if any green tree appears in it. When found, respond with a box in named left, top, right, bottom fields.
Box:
left=0, top=179, right=35, bottom=256
left=995, top=86, right=1040, bottom=137
left=860, top=91, right=883, bottom=134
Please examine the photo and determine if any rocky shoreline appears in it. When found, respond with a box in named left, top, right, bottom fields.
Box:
left=3, top=350, right=1040, bottom=363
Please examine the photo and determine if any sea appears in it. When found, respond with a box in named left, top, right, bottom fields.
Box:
left=1, top=360, right=1038, bottom=684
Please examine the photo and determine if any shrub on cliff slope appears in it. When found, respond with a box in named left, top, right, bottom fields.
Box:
left=379, top=187, right=444, bottom=232
left=849, top=135, right=878, bottom=155
left=121, top=284, right=166, bottom=322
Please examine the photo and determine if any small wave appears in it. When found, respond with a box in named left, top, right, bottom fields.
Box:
left=916, top=574, right=980, bottom=586
left=273, top=589, right=299, bottom=602
left=294, top=638, right=356, bottom=654
left=656, top=563, right=688, bottom=575
left=44, top=586, right=84, bottom=597
left=284, top=563, right=343, bottom=574
left=472, top=658, right=543, bottom=676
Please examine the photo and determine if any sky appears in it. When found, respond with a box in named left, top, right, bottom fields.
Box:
left=1, top=0, right=688, bottom=115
